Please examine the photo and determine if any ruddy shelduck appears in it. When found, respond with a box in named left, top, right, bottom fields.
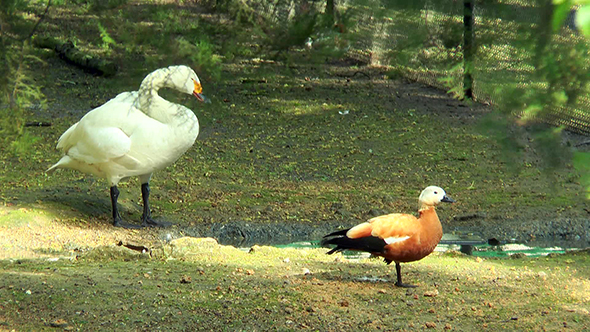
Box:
left=47, top=65, right=207, bottom=228
left=322, top=186, right=455, bottom=287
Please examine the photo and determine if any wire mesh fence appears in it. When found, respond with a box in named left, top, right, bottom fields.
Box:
left=345, top=0, right=590, bottom=135
left=232, top=0, right=590, bottom=135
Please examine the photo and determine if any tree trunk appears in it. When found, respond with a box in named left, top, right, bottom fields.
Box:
left=326, top=0, right=335, bottom=21
left=32, top=36, right=117, bottom=77
left=463, top=0, right=474, bottom=99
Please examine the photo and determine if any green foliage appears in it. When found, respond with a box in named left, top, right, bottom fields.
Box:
left=552, top=0, right=573, bottom=31
left=573, top=152, right=590, bottom=199
left=0, top=41, right=45, bottom=156
left=0, top=0, right=47, bottom=156
left=477, top=0, right=590, bottom=198
left=438, top=62, right=465, bottom=99
left=269, top=9, right=318, bottom=54
left=173, top=37, right=222, bottom=81
left=10, top=131, right=40, bottom=155
left=70, top=0, right=128, bottom=11
left=439, top=15, right=463, bottom=50
left=0, top=0, right=29, bottom=15
left=97, top=21, right=115, bottom=50
left=575, top=5, right=590, bottom=37
left=538, top=41, right=590, bottom=107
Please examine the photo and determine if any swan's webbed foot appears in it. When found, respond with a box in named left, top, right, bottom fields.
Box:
left=111, top=186, right=142, bottom=229
left=141, top=215, right=173, bottom=228
left=113, top=218, right=143, bottom=229
left=140, top=182, right=173, bottom=228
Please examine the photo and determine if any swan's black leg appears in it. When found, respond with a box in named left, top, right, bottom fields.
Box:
left=111, top=186, right=141, bottom=229
left=394, top=262, right=417, bottom=288
left=111, top=186, right=122, bottom=226
left=140, top=183, right=171, bottom=228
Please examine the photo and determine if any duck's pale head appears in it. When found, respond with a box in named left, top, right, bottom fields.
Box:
left=418, top=186, right=455, bottom=208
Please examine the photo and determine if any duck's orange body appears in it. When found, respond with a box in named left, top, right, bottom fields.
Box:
left=347, top=206, right=443, bottom=263
left=322, top=186, right=453, bottom=287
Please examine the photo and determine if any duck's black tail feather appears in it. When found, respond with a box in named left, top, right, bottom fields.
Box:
left=322, top=228, right=349, bottom=238
left=321, top=229, right=387, bottom=255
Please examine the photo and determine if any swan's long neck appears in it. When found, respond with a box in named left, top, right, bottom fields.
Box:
left=136, top=69, right=192, bottom=125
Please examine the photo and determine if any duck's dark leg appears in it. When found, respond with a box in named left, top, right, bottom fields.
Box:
left=140, top=183, right=171, bottom=228
left=394, top=261, right=417, bottom=288
left=111, top=186, right=141, bottom=229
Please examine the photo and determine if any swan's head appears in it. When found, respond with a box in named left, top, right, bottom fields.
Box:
left=418, top=186, right=455, bottom=208
left=143, top=65, right=208, bottom=102
left=167, top=65, right=208, bottom=102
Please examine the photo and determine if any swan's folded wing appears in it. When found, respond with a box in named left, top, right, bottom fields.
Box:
left=56, top=93, right=141, bottom=164
left=65, top=124, right=132, bottom=164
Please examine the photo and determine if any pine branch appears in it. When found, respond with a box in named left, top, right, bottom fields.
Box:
left=22, top=0, right=52, bottom=41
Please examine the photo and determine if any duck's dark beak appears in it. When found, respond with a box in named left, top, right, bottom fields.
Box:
left=441, top=196, right=455, bottom=203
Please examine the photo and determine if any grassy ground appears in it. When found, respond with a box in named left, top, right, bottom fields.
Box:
left=4, top=56, right=588, bottom=246
left=1, top=239, right=589, bottom=331
left=1, top=0, right=588, bottom=244
left=1, top=0, right=590, bottom=330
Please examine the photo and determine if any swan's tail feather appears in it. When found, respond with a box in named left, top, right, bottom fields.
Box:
left=46, top=163, right=60, bottom=174
left=46, top=156, right=71, bottom=174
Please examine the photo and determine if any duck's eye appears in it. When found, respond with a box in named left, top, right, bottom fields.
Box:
left=434, top=191, right=438, bottom=194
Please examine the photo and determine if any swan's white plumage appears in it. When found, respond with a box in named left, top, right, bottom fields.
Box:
left=48, top=65, right=203, bottom=189
left=48, top=65, right=205, bottom=227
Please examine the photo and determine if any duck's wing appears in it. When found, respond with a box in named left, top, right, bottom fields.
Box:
left=348, top=213, right=420, bottom=243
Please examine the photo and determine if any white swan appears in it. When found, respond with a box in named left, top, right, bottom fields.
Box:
left=47, top=65, right=207, bottom=228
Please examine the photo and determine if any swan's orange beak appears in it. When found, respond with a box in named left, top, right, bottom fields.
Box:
left=192, top=79, right=208, bottom=102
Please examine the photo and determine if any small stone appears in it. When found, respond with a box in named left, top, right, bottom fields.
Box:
left=302, top=268, right=311, bottom=275
left=180, top=275, right=192, bottom=284
left=50, top=319, right=68, bottom=328
left=424, top=290, right=439, bottom=297
left=283, top=258, right=290, bottom=263
left=425, top=322, right=436, bottom=328
left=246, top=269, right=255, bottom=275
left=25, top=290, right=31, bottom=295
left=378, top=289, right=387, bottom=294
left=339, top=300, right=349, bottom=307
